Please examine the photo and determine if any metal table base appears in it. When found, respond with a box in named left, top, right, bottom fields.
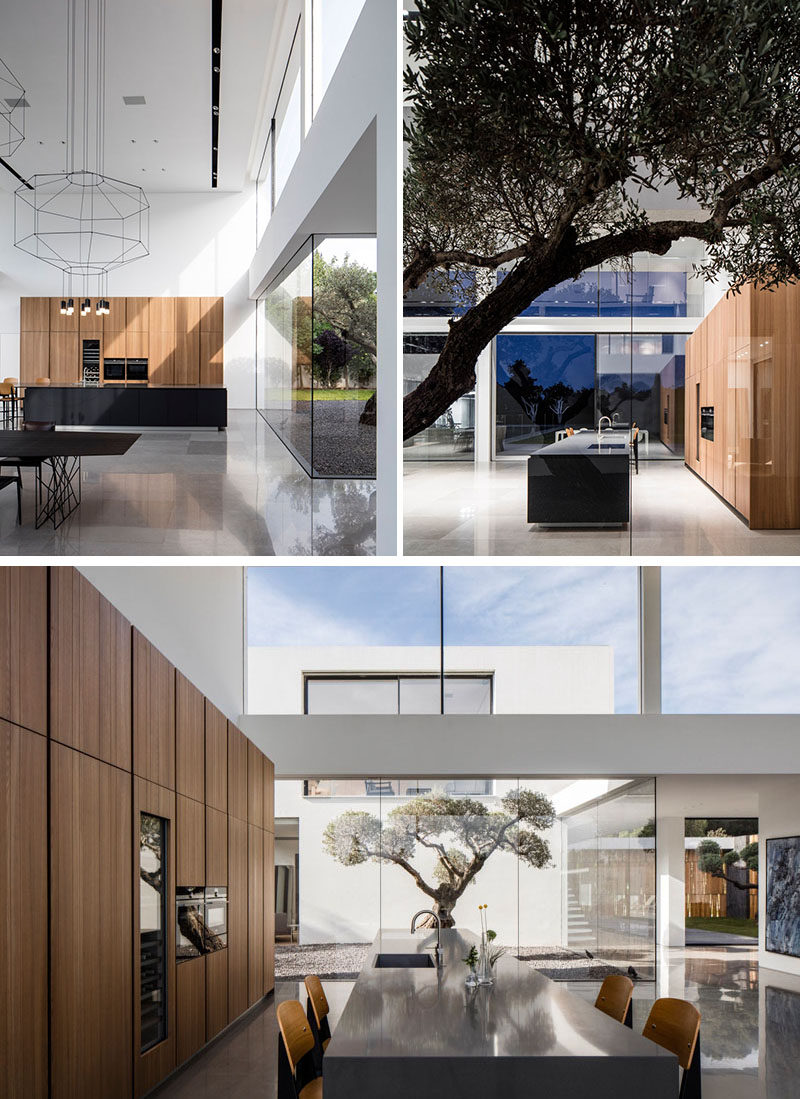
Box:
left=35, top=456, right=81, bottom=529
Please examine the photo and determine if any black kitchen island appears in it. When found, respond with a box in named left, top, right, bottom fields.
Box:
left=527, top=430, right=630, bottom=525
left=24, top=384, right=227, bottom=430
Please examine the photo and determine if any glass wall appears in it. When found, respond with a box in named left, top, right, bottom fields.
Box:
left=661, top=567, right=800, bottom=712
left=561, top=779, right=656, bottom=979
left=305, top=675, right=492, bottom=714
left=273, top=775, right=654, bottom=984
left=274, top=31, right=302, bottom=206
left=313, top=0, right=367, bottom=112
left=496, top=333, right=686, bottom=460
left=257, top=236, right=377, bottom=477
left=255, top=128, right=273, bottom=246
left=403, top=334, right=475, bottom=460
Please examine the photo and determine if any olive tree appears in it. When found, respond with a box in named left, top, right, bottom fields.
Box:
left=322, top=789, right=555, bottom=925
left=697, top=838, right=759, bottom=891
left=402, top=0, right=800, bottom=438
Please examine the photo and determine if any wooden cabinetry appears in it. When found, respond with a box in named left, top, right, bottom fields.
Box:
left=49, top=331, right=80, bottom=383
left=19, top=331, right=49, bottom=383
left=50, top=568, right=132, bottom=769
left=685, top=281, right=800, bottom=528
left=248, top=824, right=265, bottom=1005
left=206, top=805, right=228, bottom=884
left=149, top=330, right=175, bottom=383
left=176, top=672, right=205, bottom=802
left=1, top=720, right=47, bottom=1099
left=205, top=700, right=227, bottom=812
left=227, top=815, right=249, bottom=1022
left=206, top=949, right=228, bottom=1042
left=200, top=292, right=224, bottom=386
left=264, top=829, right=275, bottom=994
left=248, top=740, right=265, bottom=829
left=133, top=777, right=176, bottom=1098
left=20, top=297, right=50, bottom=333
left=228, top=722, right=248, bottom=821
left=49, top=297, right=78, bottom=332
left=133, top=629, right=176, bottom=789
left=51, top=742, right=132, bottom=1099
left=0, top=566, right=47, bottom=735
left=175, top=297, right=201, bottom=385
left=177, top=794, right=205, bottom=885
left=264, top=756, right=275, bottom=833
left=176, top=956, right=206, bottom=1066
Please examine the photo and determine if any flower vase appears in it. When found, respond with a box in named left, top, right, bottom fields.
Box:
left=465, top=964, right=478, bottom=987
left=478, top=938, right=494, bottom=985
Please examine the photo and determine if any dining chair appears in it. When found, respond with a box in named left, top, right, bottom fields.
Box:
left=277, top=999, right=323, bottom=1099
left=594, top=974, right=634, bottom=1027
left=0, top=382, right=14, bottom=427
left=642, top=997, right=702, bottom=1098
left=0, top=464, right=23, bottom=524
left=305, top=973, right=332, bottom=1066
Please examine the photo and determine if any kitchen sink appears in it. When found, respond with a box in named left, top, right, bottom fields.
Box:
left=588, top=443, right=627, bottom=450
left=374, top=952, right=435, bottom=969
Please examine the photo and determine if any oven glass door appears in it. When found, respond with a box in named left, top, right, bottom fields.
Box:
left=176, top=888, right=206, bottom=960
left=204, top=888, right=228, bottom=951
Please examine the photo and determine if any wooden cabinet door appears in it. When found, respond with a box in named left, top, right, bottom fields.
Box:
left=149, top=330, right=175, bottom=384
left=20, top=297, right=50, bottom=332
left=177, top=794, right=205, bottom=885
left=200, top=297, right=223, bottom=334
left=20, top=331, right=50, bottom=383
left=174, top=298, right=200, bottom=385
left=205, top=700, right=227, bottom=812
left=1, top=720, right=47, bottom=1099
left=149, top=296, right=175, bottom=333
left=206, top=949, right=228, bottom=1042
left=247, top=824, right=264, bottom=1005
left=51, top=743, right=132, bottom=1099
left=103, top=326, right=127, bottom=359
left=199, top=330, right=224, bottom=386
left=247, top=741, right=264, bottom=829
left=227, top=723, right=248, bottom=821
left=133, top=629, right=176, bottom=789
left=206, top=805, right=228, bottom=885
left=227, top=816, right=248, bottom=1022
left=264, top=829, right=275, bottom=995
left=264, top=755, right=275, bottom=834
left=49, top=331, right=80, bottom=383
left=79, top=304, right=103, bottom=336
left=176, top=956, right=206, bottom=1066
left=0, top=566, right=48, bottom=735
left=50, top=568, right=132, bottom=770
left=127, top=329, right=150, bottom=360
left=127, top=297, right=150, bottom=332
left=176, top=672, right=205, bottom=802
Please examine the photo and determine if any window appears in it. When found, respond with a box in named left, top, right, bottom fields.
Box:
left=305, top=674, right=492, bottom=714
left=313, top=0, right=368, bottom=112
left=404, top=334, right=475, bottom=460
left=140, top=813, right=168, bottom=1053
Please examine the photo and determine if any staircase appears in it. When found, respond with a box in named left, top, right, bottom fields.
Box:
left=567, top=887, right=595, bottom=947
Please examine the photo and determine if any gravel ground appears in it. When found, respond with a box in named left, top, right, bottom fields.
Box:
left=276, top=942, right=627, bottom=982
left=269, top=402, right=376, bottom=478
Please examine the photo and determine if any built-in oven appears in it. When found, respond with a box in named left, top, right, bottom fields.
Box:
left=127, top=358, right=149, bottom=382
left=176, top=887, right=206, bottom=961
left=103, top=358, right=125, bottom=381
left=700, top=406, right=715, bottom=442
left=204, top=887, right=228, bottom=952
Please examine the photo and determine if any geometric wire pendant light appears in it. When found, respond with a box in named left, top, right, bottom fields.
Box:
left=0, top=57, right=26, bottom=157
left=13, top=0, right=149, bottom=295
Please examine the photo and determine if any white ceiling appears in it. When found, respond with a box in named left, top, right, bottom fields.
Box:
left=0, top=0, right=277, bottom=192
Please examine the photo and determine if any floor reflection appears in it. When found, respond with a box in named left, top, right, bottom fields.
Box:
left=0, top=411, right=376, bottom=556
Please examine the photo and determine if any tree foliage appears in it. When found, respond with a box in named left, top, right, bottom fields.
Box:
left=697, top=838, right=759, bottom=890
left=322, top=788, right=555, bottom=925
left=403, top=0, right=800, bottom=437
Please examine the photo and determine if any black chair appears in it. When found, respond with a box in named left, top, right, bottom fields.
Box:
left=0, top=465, right=23, bottom=524
left=2, top=422, right=56, bottom=512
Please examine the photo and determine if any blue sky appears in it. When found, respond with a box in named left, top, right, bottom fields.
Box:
left=661, top=567, right=800, bottom=713
left=247, top=566, right=640, bottom=712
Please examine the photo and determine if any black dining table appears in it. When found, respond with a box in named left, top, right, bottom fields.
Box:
left=0, top=429, right=140, bottom=528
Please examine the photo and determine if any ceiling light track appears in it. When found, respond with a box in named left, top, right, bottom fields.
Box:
left=211, top=0, right=222, bottom=188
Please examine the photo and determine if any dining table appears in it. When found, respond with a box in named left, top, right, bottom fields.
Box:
left=0, top=429, right=140, bottom=529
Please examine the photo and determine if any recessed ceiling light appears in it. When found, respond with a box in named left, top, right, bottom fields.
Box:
left=123, top=95, right=146, bottom=106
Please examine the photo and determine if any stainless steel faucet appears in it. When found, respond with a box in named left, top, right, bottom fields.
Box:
left=598, top=415, right=612, bottom=436
left=410, top=909, right=444, bottom=966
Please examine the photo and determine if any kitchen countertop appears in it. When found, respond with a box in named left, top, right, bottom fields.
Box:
left=532, top=430, right=631, bottom=456
left=324, top=929, right=675, bottom=1098
left=21, top=382, right=226, bottom=389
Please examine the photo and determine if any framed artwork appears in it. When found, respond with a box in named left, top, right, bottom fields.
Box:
left=766, top=836, right=800, bottom=957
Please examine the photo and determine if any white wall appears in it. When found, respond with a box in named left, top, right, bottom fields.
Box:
left=0, top=189, right=257, bottom=408
left=79, top=565, right=246, bottom=722
left=247, top=643, right=614, bottom=715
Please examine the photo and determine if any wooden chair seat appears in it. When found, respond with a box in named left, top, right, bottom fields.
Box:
left=642, top=997, right=702, bottom=1098
left=305, top=974, right=332, bottom=1065
left=299, top=1078, right=323, bottom=1099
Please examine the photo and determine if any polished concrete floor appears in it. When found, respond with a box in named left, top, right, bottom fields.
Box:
left=152, top=946, right=798, bottom=1098
left=0, top=411, right=376, bottom=556
left=404, top=459, right=800, bottom=556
